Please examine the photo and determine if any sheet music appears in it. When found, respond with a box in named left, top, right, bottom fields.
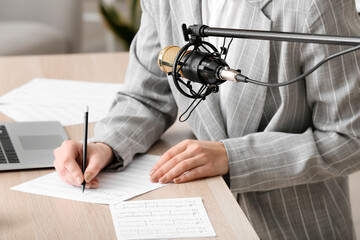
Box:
left=0, top=78, right=123, bottom=125
left=11, top=154, right=165, bottom=204
left=110, top=197, right=216, bottom=239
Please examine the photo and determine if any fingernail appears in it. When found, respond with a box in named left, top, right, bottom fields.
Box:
left=174, top=178, right=180, bottom=183
left=149, top=169, right=155, bottom=176
left=76, top=176, right=82, bottom=185
left=159, top=177, right=166, bottom=184
left=85, top=173, right=93, bottom=182
left=150, top=176, right=157, bottom=182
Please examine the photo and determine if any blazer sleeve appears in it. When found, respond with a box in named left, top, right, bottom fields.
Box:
left=90, top=0, right=178, bottom=169
left=222, top=0, right=360, bottom=192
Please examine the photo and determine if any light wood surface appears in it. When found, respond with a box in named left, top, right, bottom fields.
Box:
left=0, top=53, right=259, bottom=240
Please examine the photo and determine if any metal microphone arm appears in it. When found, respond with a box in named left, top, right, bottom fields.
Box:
left=172, top=24, right=360, bottom=120
left=185, top=24, right=360, bottom=46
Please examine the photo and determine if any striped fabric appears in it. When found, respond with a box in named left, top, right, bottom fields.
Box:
left=91, top=0, right=360, bottom=239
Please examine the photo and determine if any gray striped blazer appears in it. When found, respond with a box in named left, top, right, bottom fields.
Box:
left=92, top=0, right=360, bottom=239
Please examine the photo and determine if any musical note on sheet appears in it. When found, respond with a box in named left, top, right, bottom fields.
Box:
left=110, top=197, right=216, bottom=239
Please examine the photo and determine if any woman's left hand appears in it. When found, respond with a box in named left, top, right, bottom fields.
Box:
left=149, top=139, right=229, bottom=184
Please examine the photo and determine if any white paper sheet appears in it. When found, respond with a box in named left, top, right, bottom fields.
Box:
left=11, top=154, right=164, bottom=204
left=0, top=104, right=105, bottom=126
left=110, top=197, right=216, bottom=240
left=0, top=78, right=123, bottom=125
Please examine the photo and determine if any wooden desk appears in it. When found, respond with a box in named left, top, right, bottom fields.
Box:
left=0, top=53, right=259, bottom=240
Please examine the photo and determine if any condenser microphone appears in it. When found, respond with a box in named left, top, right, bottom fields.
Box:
left=158, top=46, right=183, bottom=75
left=157, top=45, right=249, bottom=85
left=156, top=24, right=360, bottom=121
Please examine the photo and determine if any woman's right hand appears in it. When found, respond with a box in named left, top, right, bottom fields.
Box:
left=53, top=140, right=114, bottom=189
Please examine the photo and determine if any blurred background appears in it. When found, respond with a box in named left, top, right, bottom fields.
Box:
left=0, top=0, right=141, bottom=56
left=82, top=0, right=140, bottom=53
left=0, top=0, right=359, bottom=57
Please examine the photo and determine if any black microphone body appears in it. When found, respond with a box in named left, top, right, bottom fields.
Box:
left=158, top=46, right=248, bottom=86
left=181, top=51, right=227, bottom=85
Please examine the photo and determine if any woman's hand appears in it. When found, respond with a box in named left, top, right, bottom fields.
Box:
left=53, top=140, right=114, bottom=189
left=149, top=139, right=228, bottom=184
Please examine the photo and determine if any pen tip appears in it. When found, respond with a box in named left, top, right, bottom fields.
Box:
left=85, top=105, right=89, bottom=112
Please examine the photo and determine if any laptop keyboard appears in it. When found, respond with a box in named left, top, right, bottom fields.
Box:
left=0, top=125, right=20, bottom=164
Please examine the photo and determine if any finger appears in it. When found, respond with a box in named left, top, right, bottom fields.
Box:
left=85, top=178, right=99, bottom=189
left=84, top=156, right=102, bottom=183
left=158, top=156, right=204, bottom=184
left=56, top=165, right=81, bottom=187
left=56, top=140, right=83, bottom=164
left=89, top=177, right=99, bottom=186
left=149, top=140, right=191, bottom=175
left=63, top=156, right=84, bottom=185
left=150, top=148, right=195, bottom=183
left=54, top=157, right=78, bottom=186
left=54, top=140, right=84, bottom=185
left=173, top=166, right=209, bottom=183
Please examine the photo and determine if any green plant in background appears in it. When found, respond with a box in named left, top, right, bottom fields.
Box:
left=99, top=0, right=141, bottom=50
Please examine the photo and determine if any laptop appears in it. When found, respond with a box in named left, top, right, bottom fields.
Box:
left=0, top=121, right=68, bottom=171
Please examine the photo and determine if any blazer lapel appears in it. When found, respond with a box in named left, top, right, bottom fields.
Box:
left=222, top=0, right=272, bottom=138
left=169, top=0, right=202, bottom=24
left=165, top=1, right=226, bottom=140
left=168, top=0, right=202, bottom=47
left=168, top=0, right=273, bottom=141
left=247, top=0, right=273, bottom=9
left=199, top=0, right=273, bottom=140
left=167, top=1, right=228, bottom=140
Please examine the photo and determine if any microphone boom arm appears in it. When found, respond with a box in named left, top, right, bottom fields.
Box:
left=180, top=24, right=360, bottom=87
left=185, top=24, right=360, bottom=46
left=164, top=24, right=360, bottom=121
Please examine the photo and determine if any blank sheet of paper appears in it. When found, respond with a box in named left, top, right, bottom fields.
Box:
left=0, top=104, right=98, bottom=126
left=110, top=197, right=216, bottom=240
left=0, top=78, right=123, bottom=125
left=11, top=154, right=164, bottom=204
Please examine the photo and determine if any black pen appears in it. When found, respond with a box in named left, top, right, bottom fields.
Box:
left=82, top=106, right=89, bottom=193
